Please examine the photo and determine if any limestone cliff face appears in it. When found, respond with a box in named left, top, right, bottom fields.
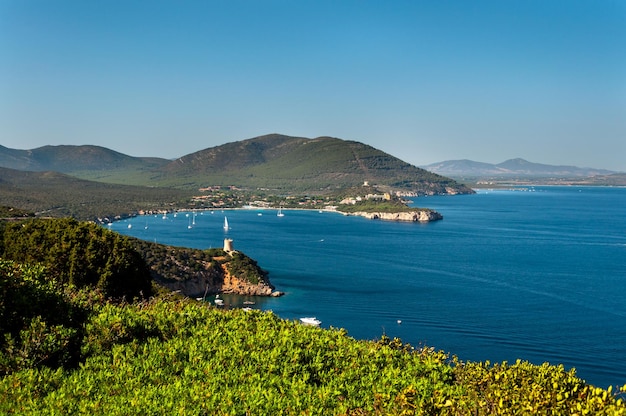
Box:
left=220, top=267, right=274, bottom=296
left=346, top=210, right=443, bottom=222
left=151, top=258, right=275, bottom=298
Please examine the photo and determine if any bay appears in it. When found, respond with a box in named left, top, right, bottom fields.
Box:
left=112, top=186, right=626, bottom=388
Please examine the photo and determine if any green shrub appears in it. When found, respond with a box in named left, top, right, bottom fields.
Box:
left=0, top=260, right=88, bottom=374
left=1, top=297, right=624, bottom=415
left=0, top=218, right=152, bottom=300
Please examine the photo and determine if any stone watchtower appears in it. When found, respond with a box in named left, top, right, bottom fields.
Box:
left=223, top=238, right=234, bottom=253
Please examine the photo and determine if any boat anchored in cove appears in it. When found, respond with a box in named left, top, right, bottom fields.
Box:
left=299, top=317, right=321, bottom=326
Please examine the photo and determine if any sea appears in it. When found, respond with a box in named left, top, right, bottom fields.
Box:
left=111, top=186, right=626, bottom=389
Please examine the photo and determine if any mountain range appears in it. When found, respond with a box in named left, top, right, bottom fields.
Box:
left=421, top=158, right=617, bottom=178
left=0, top=134, right=471, bottom=195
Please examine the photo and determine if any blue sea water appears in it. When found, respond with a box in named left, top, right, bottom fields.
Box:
left=112, top=186, right=626, bottom=388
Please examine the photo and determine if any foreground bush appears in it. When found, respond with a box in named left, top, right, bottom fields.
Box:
left=0, top=218, right=151, bottom=300
left=1, top=294, right=624, bottom=415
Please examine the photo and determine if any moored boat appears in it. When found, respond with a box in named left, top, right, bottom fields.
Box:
left=299, top=317, right=321, bottom=326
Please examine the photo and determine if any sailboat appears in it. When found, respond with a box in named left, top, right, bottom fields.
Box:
left=223, top=216, right=229, bottom=231
left=277, top=207, right=285, bottom=217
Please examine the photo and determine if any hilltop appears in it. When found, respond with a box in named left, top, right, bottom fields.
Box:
left=158, top=134, right=473, bottom=194
left=0, top=134, right=473, bottom=195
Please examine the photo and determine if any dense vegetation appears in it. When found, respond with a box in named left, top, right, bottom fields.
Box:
left=336, top=200, right=432, bottom=214
left=0, top=218, right=152, bottom=300
left=0, top=217, right=270, bottom=298
left=159, top=135, right=473, bottom=194
left=0, top=218, right=624, bottom=414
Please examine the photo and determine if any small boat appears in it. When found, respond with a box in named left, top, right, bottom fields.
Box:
left=214, top=295, right=224, bottom=306
left=299, top=317, right=321, bottom=326
left=277, top=207, right=285, bottom=217
left=223, top=216, right=229, bottom=231
left=127, top=223, right=132, bottom=229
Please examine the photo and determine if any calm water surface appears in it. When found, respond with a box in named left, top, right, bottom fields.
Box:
left=113, top=186, right=626, bottom=388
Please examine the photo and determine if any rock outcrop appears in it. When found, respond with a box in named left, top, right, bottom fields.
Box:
left=345, top=210, right=443, bottom=222
left=220, top=267, right=275, bottom=296
left=153, top=262, right=276, bottom=298
left=131, top=238, right=278, bottom=298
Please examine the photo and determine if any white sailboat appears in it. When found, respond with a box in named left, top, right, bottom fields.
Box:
left=223, top=216, right=229, bottom=231
left=277, top=207, right=285, bottom=217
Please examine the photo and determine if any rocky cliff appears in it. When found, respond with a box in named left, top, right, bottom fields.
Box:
left=130, top=238, right=278, bottom=298
left=154, top=264, right=276, bottom=298
left=345, top=210, right=443, bottom=222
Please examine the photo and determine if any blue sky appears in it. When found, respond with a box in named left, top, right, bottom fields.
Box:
left=1, top=0, right=625, bottom=170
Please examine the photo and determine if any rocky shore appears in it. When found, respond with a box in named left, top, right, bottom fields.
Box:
left=131, top=238, right=283, bottom=299
left=343, top=210, right=443, bottom=222
left=155, top=272, right=280, bottom=298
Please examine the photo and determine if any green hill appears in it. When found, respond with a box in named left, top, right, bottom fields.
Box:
left=158, top=134, right=473, bottom=194
left=0, top=144, right=169, bottom=184
left=0, top=135, right=473, bottom=195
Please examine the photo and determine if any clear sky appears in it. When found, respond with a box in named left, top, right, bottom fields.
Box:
left=1, top=0, right=625, bottom=171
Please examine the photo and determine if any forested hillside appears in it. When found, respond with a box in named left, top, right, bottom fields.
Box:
left=159, top=134, right=472, bottom=193
left=0, top=218, right=152, bottom=300
left=0, top=167, right=193, bottom=221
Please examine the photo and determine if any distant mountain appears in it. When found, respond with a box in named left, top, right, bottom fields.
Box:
left=0, top=144, right=169, bottom=175
left=0, top=134, right=473, bottom=195
left=422, top=158, right=615, bottom=178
